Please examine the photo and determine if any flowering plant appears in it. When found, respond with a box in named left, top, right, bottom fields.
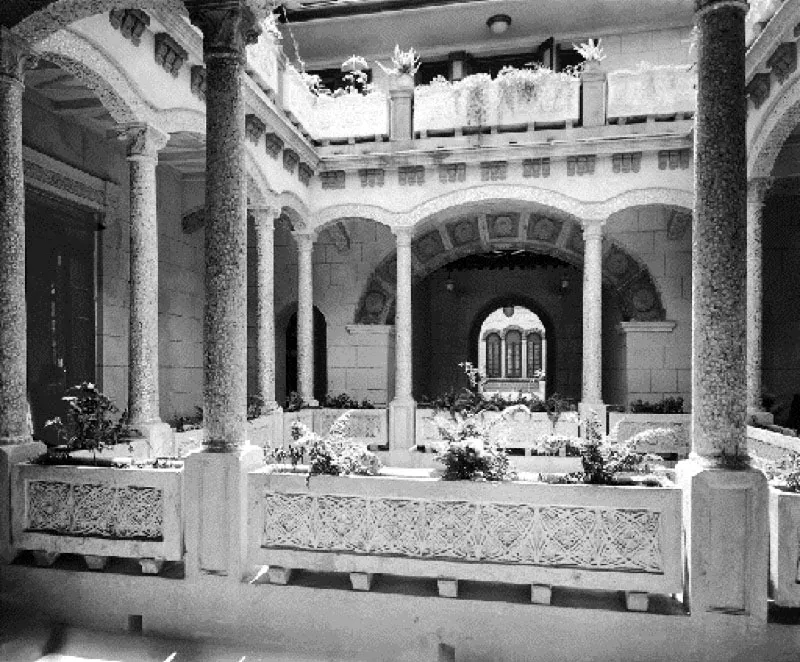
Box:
left=269, top=412, right=382, bottom=478
left=431, top=411, right=516, bottom=481
left=573, top=38, right=606, bottom=63
left=756, top=453, right=800, bottom=492
left=376, top=45, right=421, bottom=76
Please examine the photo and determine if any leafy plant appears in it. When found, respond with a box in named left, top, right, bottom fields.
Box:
left=283, top=391, right=305, bottom=412
left=322, top=393, right=375, bottom=409
left=629, top=397, right=684, bottom=414
left=42, top=382, right=133, bottom=460
left=247, top=395, right=265, bottom=420
left=375, top=45, right=420, bottom=76
left=432, top=412, right=516, bottom=481
left=573, top=38, right=606, bottom=63
left=757, top=453, right=800, bottom=491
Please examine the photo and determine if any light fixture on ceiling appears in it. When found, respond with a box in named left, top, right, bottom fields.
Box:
left=487, top=14, right=512, bottom=35
left=445, top=272, right=455, bottom=292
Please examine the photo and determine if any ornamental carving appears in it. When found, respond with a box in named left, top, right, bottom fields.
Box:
left=747, top=73, right=771, bottom=109
left=118, top=124, right=169, bottom=160
left=446, top=217, right=479, bottom=246
left=767, top=42, right=797, bottom=84
left=527, top=215, right=562, bottom=243
left=622, top=275, right=664, bottom=322
left=359, top=169, right=385, bottom=188
left=567, top=224, right=584, bottom=254
left=567, top=155, right=596, bottom=176
left=0, top=28, right=39, bottom=82
left=523, top=158, right=550, bottom=178
left=325, top=221, right=350, bottom=253
left=190, top=65, right=206, bottom=101
left=438, top=163, right=466, bottom=183
left=612, top=152, right=642, bottom=174
left=109, top=9, right=150, bottom=47
left=658, top=149, right=691, bottom=170
left=487, top=214, right=520, bottom=240
left=283, top=149, right=299, bottom=174
left=413, top=230, right=446, bottom=262
left=154, top=33, right=188, bottom=77
left=316, top=412, right=383, bottom=439
left=606, top=245, right=633, bottom=279
left=26, top=481, right=164, bottom=540
left=265, top=132, right=284, bottom=158
left=260, top=493, right=665, bottom=573
left=185, top=4, right=261, bottom=61
left=245, top=113, right=266, bottom=143
left=480, top=161, right=507, bottom=181
left=399, top=166, right=425, bottom=186
left=320, top=170, right=345, bottom=189
left=666, top=210, right=691, bottom=240
left=298, top=163, right=313, bottom=186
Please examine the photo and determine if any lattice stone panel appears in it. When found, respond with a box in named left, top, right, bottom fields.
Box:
left=26, top=480, right=164, bottom=540
left=261, top=493, right=664, bottom=573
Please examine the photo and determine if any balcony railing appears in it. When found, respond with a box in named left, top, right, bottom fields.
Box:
left=606, top=64, right=695, bottom=122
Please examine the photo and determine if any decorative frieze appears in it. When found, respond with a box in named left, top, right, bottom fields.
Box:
left=487, top=213, right=520, bottom=240
left=523, top=158, right=550, bottom=178
left=413, top=230, right=446, bottom=262
left=320, top=170, right=345, bottom=189
left=398, top=166, right=425, bottom=186
left=747, top=73, right=771, bottom=109
left=767, top=42, right=797, bottom=84
left=283, top=148, right=299, bottom=174
left=359, top=168, right=385, bottom=188
left=567, top=155, right=596, bottom=176
left=264, top=132, right=284, bottom=158
left=480, top=161, right=507, bottom=181
left=109, top=9, right=150, bottom=47
left=154, top=32, right=187, bottom=77
left=190, top=65, right=206, bottom=101
left=298, top=162, right=313, bottom=186
left=245, top=113, right=266, bottom=143
left=446, top=217, right=480, bottom=246
left=438, top=163, right=466, bottom=183
left=612, top=152, right=642, bottom=174
left=658, top=149, right=691, bottom=170
left=527, top=214, right=563, bottom=243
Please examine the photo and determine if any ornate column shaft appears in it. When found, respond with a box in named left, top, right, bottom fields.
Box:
left=295, top=232, right=316, bottom=406
left=692, top=0, right=748, bottom=460
left=0, top=29, right=37, bottom=445
left=187, top=1, right=261, bottom=451
left=120, top=124, right=169, bottom=428
left=746, top=178, right=771, bottom=417
left=581, top=221, right=604, bottom=405
left=253, top=206, right=278, bottom=410
left=393, top=227, right=413, bottom=402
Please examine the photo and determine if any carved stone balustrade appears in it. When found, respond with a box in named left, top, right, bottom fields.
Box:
left=314, top=91, right=390, bottom=142
left=606, top=64, right=695, bottom=121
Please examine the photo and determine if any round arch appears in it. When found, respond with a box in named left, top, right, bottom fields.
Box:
left=747, top=68, right=800, bottom=178
left=467, top=295, right=557, bottom=397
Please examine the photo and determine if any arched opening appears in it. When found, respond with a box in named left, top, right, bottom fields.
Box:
left=285, top=307, right=327, bottom=404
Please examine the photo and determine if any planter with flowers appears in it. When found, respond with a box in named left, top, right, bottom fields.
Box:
left=759, top=453, right=800, bottom=606
left=249, top=410, right=681, bottom=607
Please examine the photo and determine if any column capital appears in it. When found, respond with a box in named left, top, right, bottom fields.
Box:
left=0, top=28, right=39, bottom=87
left=185, top=1, right=262, bottom=63
left=747, top=177, right=773, bottom=205
left=117, top=124, right=169, bottom=161
left=392, top=225, right=414, bottom=246
left=293, top=230, right=317, bottom=250
left=580, top=219, right=605, bottom=238
left=250, top=205, right=279, bottom=227
left=694, top=0, right=748, bottom=17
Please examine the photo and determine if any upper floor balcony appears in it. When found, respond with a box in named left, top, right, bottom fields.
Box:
left=246, top=39, right=696, bottom=158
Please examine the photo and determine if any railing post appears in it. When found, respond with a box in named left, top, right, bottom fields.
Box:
left=580, top=62, right=607, bottom=127
left=389, top=74, right=414, bottom=141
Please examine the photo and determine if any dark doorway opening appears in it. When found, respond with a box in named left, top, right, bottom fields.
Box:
left=285, top=307, right=327, bottom=403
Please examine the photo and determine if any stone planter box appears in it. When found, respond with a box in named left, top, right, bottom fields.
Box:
left=746, top=425, right=800, bottom=462
left=282, top=409, right=388, bottom=450
left=248, top=466, right=682, bottom=608
left=769, top=487, right=800, bottom=607
left=608, top=413, right=691, bottom=457
left=12, top=462, right=183, bottom=572
left=606, top=64, right=695, bottom=120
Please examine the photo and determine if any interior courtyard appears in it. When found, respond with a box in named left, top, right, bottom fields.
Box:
left=3, top=0, right=800, bottom=660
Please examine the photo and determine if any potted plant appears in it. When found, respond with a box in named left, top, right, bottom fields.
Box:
left=376, top=44, right=420, bottom=90
left=573, top=38, right=606, bottom=72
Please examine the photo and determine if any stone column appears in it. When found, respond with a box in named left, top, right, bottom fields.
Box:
left=0, top=28, right=45, bottom=563
left=295, top=232, right=318, bottom=407
left=581, top=221, right=604, bottom=412
left=746, top=177, right=772, bottom=424
left=389, top=226, right=416, bottom=449
left=678, top=0, right=767, bottom=623
left=119, top=124, right=172, bottom=454
left=184, top=1, right=262, bottom=581
left=250, top=206, right=282, bottom=447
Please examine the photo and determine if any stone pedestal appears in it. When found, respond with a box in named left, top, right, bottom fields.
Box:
left=677, top=460, right=768, bottom=621
left=581, top=220, right=604, bottom=409
left=389, top=76, right=414, bottom=141
left=0, top=442, right=45, bottom=562
left=389, top=398, right=416, bottom=450
left=580, top=66, right=606, bottom=127
left=184, top=445, right=262, bottom=580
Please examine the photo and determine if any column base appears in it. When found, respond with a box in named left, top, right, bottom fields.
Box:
left=127, top=420, right=174, bottom=458
left=1, top=441, right=47, bottom=563
left=746, top=409, right=774, bottom=427
left=389, top=398, right=416, bottom=450
left=677, top=458, right=768, bottom=622
left=184, top=444, right=262, bottom=581
left=246, top=405, right=284, bottom=448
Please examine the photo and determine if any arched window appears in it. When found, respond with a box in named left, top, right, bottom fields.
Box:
left=527, top=332, right=542, bottom=377
left=505, top=330, right=522, bottom=378
left=485, top=333, right=501, bottom=378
